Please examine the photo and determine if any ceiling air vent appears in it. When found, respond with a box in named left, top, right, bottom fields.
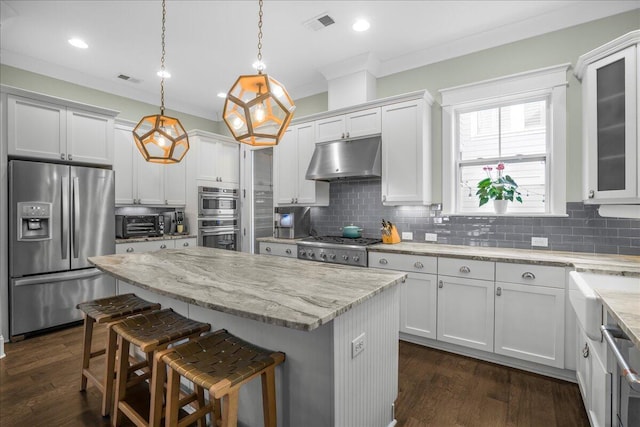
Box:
left=303, top=13, right=335, bottom=31
left=117, top=74, right=141, bottom=83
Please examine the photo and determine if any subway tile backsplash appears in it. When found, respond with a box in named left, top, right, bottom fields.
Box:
left=309, top=179, right=640, bottom=256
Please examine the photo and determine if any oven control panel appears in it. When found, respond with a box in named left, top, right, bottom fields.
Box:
left=297, top=247, right=367, bottom=267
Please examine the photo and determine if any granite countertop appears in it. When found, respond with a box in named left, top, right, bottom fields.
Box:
left=116, top=234, right=197, bottom=244
left=595, top=287, right=640, bottom=348
left=89, top=247, right=406, bottom=331
left=256, top=236, right=307, bottom=244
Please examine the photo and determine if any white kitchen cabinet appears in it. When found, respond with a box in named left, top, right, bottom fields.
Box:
left=116, top=237, right=196, bottom=254
left=193, top=131, right=239, bottom=185
left=274, top=122, right=329, bottom=206
left=114, top=122, right=186, bottom=206
left=6, top=92, right=116, bottom=165
left=315, top=107, right=381, bottom=142
left=381, top=96, right=432, bottom=205
left=369, top=252, right=437, bottom=339
left=575, top=30, right=640, bottom=204
left=258, top=241, right=297, bottom=258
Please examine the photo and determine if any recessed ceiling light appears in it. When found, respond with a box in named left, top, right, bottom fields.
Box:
left=352, top=19, right=370, bottom=32
left=217, top=92, right=227, bottom=98
left=68, top=38, right=88, bottom=49
left=157, top=69, right=171, bottom=78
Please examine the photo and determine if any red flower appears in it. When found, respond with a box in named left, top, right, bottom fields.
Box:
left=496, top=163, right=505, bottom=171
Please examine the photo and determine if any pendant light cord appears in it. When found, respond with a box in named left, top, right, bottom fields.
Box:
left=160, top=0, right=166, bottom=115
left=256, top=0, right=263, bottom=73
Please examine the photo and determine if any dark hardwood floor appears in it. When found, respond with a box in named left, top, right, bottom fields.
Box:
left=0, top=325, right=589, bottom=426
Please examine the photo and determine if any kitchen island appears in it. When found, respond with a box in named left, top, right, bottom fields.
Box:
left=89, top=247, right=406, bottom=427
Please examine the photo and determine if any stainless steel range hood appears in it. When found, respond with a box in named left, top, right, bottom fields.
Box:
left=305, top=136, right=382, bottom=182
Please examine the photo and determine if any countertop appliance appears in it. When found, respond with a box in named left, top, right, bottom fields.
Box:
left=305, top=136, right=382, bottom=181
left=162, top=210, right=187, bottom=235
left=198, top=186, right=239, bottom=251
left=9, top=160, right=116, bottom=337
left=274, top=207, right=310, bottom=239
left=116, top=214, right=164, bottom=238
left=297, top=236, right=382, bottom=267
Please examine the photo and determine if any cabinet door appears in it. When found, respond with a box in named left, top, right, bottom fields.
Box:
left=494, top=282, right=565, bottom=368
left=589, top=344, right=612, bottom=427
left=345, top=107, right=381, bottom=139
left=196, top=135, right=218, bottom=182
left=437, top=276, right=494, bottom=352
left=315, top=115, right=346, bottom=142
left=295, top=122, right=319, bottom=205
left=164, top=161, right=186, bottom=205
left=381, top=100, right=429, bottom=205
left=575, top=326, right=592, bottom=411
left=7, top=95, right=66, bottom=161
left=67, top=109, right=113, bottom=165
left=216, top=140, right=240, bottom=184
left=113, top=125, right=136, bottom=205
left=401, top=272, right=437, bottom=339
left=274, top=127, right=298, bottom=205
left=136, top=156, right=164, bottom=205
left=585, top=45, right=637, bottom=201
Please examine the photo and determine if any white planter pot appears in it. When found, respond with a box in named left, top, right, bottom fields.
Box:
left=493, top=199, right=508, bottom=214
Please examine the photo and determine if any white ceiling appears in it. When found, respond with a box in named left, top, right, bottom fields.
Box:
left=1, top=1, right=637, bottom=121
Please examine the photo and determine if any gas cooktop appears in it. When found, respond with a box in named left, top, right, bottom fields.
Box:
left=298, top=236, right=382, bottom=246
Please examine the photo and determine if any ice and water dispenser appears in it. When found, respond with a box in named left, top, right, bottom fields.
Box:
left=17, top=202, right=52, bottom=241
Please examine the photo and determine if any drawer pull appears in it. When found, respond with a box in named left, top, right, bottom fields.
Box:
left=414, top=261, right=424, bottom=269
left=459, top=266, right=471, bottom=274
left=496, top=286, right=502, bottom=296
left=522, top=272, right=536, bottom=279
left=438, top=280, right=443, bottom=288
left=160, top=244, right=167, bottom=249
left=285, top=249, right=292, bottom=254
left=126, top=247, right=134, bottom=253
left=183, top=242, right=189, bottom=247
left=379, top=258, right=388, bottom=265
left=265, top=247, right=271, bottom=252
left=582, top=343, right=589, bottom=358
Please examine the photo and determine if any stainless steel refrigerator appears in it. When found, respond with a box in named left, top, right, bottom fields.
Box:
left=9, top=160, right=116, bottom=337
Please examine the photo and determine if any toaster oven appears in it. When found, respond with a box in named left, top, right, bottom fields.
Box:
left=116, top=214, right=164, bottom=238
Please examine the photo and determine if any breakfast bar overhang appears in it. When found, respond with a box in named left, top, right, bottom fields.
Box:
left=89, top=246, right=406, bottom=427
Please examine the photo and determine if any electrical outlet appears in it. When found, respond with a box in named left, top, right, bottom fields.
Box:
left=401, top=231, right=413, bottom=240
left=424, top=233, right=438, bottom=242
left=531, top=237, right=548, bottom=247
left=352, top=333, right=365, bottom=358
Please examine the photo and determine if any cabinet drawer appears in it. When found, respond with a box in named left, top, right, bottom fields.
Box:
left=116, top=240, right=173, bottom=254
left=259, top=242, right=297, bottom=258
left=368, top=252, right=437, bottom=274
left=438, top=257, right=494, bottom=281
left=496, top=262, right=565, bottom=289
left=176, top=238, right=197, bottom=249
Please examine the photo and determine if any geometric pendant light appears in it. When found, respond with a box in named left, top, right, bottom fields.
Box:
left=133, top=0, right=189, bottom=163
left=222, top=0, right=295, bottom=146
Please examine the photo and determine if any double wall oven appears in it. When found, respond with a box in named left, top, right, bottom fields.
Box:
left=198, top=186, right=239, bottom=251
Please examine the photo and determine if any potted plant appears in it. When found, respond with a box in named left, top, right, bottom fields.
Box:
left=476, top=163, right=523, bottom=214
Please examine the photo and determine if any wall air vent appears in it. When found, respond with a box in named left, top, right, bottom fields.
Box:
left=303, top=13, right=335, bottom=31
left=117, top=74, right=141, bottom=83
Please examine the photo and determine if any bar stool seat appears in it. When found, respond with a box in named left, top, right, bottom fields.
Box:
left=160, top=329, right=286, bottom=427
left=77, top=293, right=160, bottom=416
left=110, top=308, right=211, bottom=427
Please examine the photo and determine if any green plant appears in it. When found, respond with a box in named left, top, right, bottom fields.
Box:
left=476, top=163, right=523, bottom=206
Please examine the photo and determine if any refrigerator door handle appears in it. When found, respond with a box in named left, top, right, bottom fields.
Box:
left=13, top=268, right=103, bottom=286
left=61, top=175, right=69, bottom=260
left=73, top=176, right=80, bottom=259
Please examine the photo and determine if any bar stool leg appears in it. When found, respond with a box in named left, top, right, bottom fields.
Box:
left=261, top=366, right=277, bottom=427
left=149, top=352, right=167, bottom=427
left=221, top=390, right=239, bottom=427
left=165, top=367, right=181, bottom=427
left=195, top=386, right=207, bottom=427
left=112, top=335, right=130, bottom=427
left=80, top=315, right=95, bottom=391
left=101, top=325, right=118, bottom=416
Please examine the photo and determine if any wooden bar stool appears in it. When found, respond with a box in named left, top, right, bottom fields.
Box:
left=110, top=308, right=211, bottom=427
left=77, top=293, right=161, bottom=416
left=160, top=329, right=286, bottom=427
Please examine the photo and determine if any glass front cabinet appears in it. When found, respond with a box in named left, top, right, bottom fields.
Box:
left=576, top=31, right=639, bottom=203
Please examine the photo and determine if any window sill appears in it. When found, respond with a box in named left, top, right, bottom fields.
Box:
left=442, top=212, right=568, bottom=218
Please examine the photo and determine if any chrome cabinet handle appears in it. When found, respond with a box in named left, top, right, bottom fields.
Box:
left=401, top=277, right=406, bottom=283
left=414, top=261, right=424, bottom=269
left=165, top=200, right=168, bottom=205
left=126, top=247, right=134, bottom=253
left=438, top=280, right=443, bottom=288
left=601, top=325, right=640, bottom=391
left=60, top=153, right=65, bottom=160
left=68, top=154, right=73, bottom=161
left=582, top=343, right=589, bottom=358
left=341, top=132, right=345, bottom=139
left=265, top=247, right=271, bottom=252
left=346, top=132, right=350, bottom=138
left=588, top=190, right=594, bottom=199
left=459, top=266, right=471, bottom=274
left=160, top=244, right=167, bottom=249
left=379, top=258, right=388, bottom=265
left=522, top=272, right=535, bottom=279
left=285, top=249, right=292, bottom=254
left=496, top=286, right=502, bottom=296
left=183, top=242, right=189, bottom=247
left=382, top=195, right=386, bottom=202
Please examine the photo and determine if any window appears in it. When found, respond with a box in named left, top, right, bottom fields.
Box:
left=441, top=64, right=569, bottom=215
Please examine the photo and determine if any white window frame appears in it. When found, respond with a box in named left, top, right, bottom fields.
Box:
left=441, top=63, right=570, bottom=216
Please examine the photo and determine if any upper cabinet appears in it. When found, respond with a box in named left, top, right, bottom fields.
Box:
left=381, top=94, right=433, bottom=205
left=315, top=107, right=381, bottom=142
left=575, top=30, right=639, bottom=204
left=4, top=88, right=117, bottom=166
left=191, top=131, right=240, bottom=186
left=274, top=122, right=329, bottom=206
left=114, top=122, right=186, bottom=206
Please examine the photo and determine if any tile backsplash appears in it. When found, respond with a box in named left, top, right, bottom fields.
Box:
left=310, top=179, right=640, bottom=256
